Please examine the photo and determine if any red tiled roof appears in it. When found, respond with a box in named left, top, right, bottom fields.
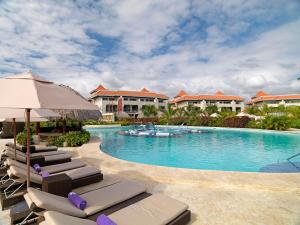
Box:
left=175, top=90, right=187, bottom=98
left=141, top=88, right=150, bottom=92
left=215, top=91, right=224, bottom=95
left=247, top=94, right=300, bottom=105
left=172, top=92, right=243, bottom=103
left=255, top=91, right=267, bottom=97
left=91, top=89, right=168, bottom=99
left=90, top=85, right=107, bottom=94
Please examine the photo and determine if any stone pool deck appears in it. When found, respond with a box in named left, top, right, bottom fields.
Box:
left=1, top=136, right=300, bottom=225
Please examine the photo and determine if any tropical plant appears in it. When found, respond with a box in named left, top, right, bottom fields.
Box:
left=16, top=130, right=33, bottom=146
left=141, top=105, right=158, bottom=117
left=204, top=105, right=218, bottom=115
left=261, top=116, right=291, bottom=130
left=159, top=104, right=176, bottom=124
left=47, top=130, right=90, bottom=147
left=286, top=106, right=300, bottom=118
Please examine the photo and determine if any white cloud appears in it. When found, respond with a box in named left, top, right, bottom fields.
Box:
left=0, top=0, right=299, bottom=100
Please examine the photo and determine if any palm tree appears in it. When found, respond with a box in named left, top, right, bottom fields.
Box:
left=204, top=105, right=218, bottom=115
left=160, top=104, right=176, bottom=124
left=141, top=105, right=158, bottom=117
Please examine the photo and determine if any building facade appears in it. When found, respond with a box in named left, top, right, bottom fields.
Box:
left=171, top=90, right=244, bottom=112
left=246, top=91, right=300, bottom=107
left=89, top=85, right=168, bottom=118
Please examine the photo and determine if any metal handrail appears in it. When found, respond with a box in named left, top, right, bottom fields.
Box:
left=287, top=152, right=300, bottom=171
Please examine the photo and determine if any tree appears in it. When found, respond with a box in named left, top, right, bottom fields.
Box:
left=141, top=105, right=158, bottom=117
left=160, top=104, right=176, bottom=124
left=204, top=105, right=218, bottom=115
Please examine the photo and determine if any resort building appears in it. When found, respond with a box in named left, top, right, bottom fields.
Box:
left=171, top=90, right=245, bottom=112
left=89, top=85, right=168, bottom=119
left=247, top=91, right=300, bottom=107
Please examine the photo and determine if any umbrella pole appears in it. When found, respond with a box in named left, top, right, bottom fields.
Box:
left=26, top=109, right=31, bottom=188
left=13, top=118, right=17, bottom=160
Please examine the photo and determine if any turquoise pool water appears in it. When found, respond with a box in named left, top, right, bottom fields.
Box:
left=87, top=126, right=300, bottom=172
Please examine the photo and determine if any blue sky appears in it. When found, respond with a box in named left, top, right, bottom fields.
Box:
left=0, top=0, right=300, bottom=99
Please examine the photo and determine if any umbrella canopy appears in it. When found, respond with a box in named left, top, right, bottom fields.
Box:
left=0, top=71, right=99, bottom=188
left=0, top=71, right=98, bottom=110
left=236, top=112, right=251, bottom=117
left=210, top=113, right=219, bottom=118
left=0, top=108, right=60, bottom=122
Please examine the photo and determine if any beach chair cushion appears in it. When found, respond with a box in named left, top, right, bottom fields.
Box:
left=44, top=153, right=71, bottom=162
left=81, top=180, right=147, bottom=216
left=56, top=166, right=99, bottom=180
left=109, top=194, right=188, bottom=225
left=26, top=188, right=87, bottom=218
left=41, top=159, right=85, bottom=174
left=6, top=158, right=38, bottom=174
left=9, top=166, right=42, bottom=183
left=43, top=211, right=95, bottom=225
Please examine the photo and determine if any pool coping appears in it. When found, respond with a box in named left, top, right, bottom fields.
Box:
left=77, top=136, right=300, bottom=193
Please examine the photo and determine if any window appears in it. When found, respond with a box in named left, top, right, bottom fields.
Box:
left=106, top=105, right=117, bottom=112
left=146, top=98, right=154, bottom=102
left=158, top=99, right=164, bottom=103
left=124, top=105, right=131, bottom=112
left=123, top=97, right=128, bottom=101
left=132, top=105, right=138, bottom=112
left=102, top=97, right=108, bottom=101
left=129, top=98, right=137, bottom=101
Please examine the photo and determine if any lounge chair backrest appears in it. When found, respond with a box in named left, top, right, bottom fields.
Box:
left=27, top=188, right=87, bottom=218
left=80, top=180, right=147, bottom=216
left=6, top=147, right=66, bottom=157
left=9, top=166, right=42, bottom=184
left=6, top=158, right=37, bottom=174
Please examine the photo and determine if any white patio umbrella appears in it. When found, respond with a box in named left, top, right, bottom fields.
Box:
left=236, top=112, right=251, bottom=117
left=0, top=71, right=98, bottom=187
left=210, top=113, right=219, bottom=118
left=0, top=108, right=60, bottom=160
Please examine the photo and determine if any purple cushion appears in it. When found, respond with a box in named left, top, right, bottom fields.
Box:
left=33, top=163, right=41, bottom=172
left=41, top=171, right=49, bottom=178
left=97, top=215, right=117, bottom=225
left=68, top=192, right=87, bottom=210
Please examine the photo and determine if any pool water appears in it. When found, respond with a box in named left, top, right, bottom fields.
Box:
left=87, top=126, right=300, bottom=172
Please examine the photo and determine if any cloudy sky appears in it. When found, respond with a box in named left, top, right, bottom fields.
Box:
left=0, top=0, right=300, bottom=100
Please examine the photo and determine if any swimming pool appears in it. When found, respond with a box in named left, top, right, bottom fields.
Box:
left=87, top=126, right=300, bottom=172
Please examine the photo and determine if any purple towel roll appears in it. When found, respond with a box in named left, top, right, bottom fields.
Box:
left=68, top=192, right=87, bottom=210
left=33, top=163, right=41, bottom=172
left=96, top=214, right=117, bottom=225
left=41, top=171, right=49, bottom=178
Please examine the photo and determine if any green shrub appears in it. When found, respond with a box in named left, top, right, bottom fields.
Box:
left=290, top=118, right=300, bottom=129
left=261, top=116, right=291, bottom=130
left=16, top=130, right=33, bottom=146
left=48, top=136, right=65, bottom=147
left=64, top=130, right=90, bottom=147
left=47, top=130, right=90, bottom=147
left=246, top=120, right=262, bottom=129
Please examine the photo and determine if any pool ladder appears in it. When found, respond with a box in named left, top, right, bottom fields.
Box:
left=287, top=152, right=300, bottom=171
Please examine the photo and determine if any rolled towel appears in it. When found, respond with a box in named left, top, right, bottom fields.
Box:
left=33, top=163, right=41, bottom=172
left=41, top=171, right=49, bottom=178
left=97, top=215, right=117, bottom=225
left=68, top=192, right=87, bottom=210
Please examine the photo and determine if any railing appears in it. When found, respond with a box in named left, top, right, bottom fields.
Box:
left=287, top=152, right=300, bottom=171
